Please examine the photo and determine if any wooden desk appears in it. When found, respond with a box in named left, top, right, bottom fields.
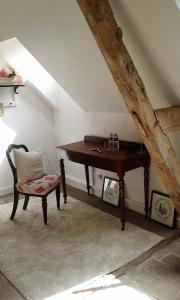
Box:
left=57, top=136, right=150, bottom=230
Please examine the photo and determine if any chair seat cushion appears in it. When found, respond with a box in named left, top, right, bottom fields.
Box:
left=16, top=175, right=60, bottom=195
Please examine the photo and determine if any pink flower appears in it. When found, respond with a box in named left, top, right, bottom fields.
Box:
left=13, top=75, right=24, bottom=85
left=45, top=176, right=55, bottom=181
left=35, top=186, right=45, bottom=193
left=0, top=68, right=10, bottom=77
left=26, top=181, right=32, bottom=185
left=18, top=184, right=24, bottom=192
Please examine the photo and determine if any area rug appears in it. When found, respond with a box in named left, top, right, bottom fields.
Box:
left=0, top=195, right=163, bottom=300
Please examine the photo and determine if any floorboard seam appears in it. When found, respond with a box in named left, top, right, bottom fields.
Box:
left=111, top=233, right=180, bottom=278
left=0, top=269, right=27, bottom=300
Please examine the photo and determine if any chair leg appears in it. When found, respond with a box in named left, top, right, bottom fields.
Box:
left=10, top=189, right=19, bottom=220
left=42, top=196, right=47, bottom=225
left=23, top=195, right=29, bottom=210
left=56, top=183, right=60, bottom=210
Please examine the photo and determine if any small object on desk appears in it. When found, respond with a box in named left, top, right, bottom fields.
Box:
left=113, top=133, right=119, bottom=151
left=90, top=148, right=102, bottom=153
left=137, top=143, right=145, bottom=153
left=108, top=133, right=114, bottom=150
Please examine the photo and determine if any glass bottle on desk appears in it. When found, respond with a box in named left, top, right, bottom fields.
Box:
left=114, top=133, right=119, bottom=151
left=108, top=133, right=114, bottom=150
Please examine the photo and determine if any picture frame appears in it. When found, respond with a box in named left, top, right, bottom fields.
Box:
left=150, top=190, right=176, bottom=228
left=102, top=176, right=119, bottom=206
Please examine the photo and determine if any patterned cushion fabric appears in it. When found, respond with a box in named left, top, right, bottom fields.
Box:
left=16, top=175, right=60, bottom=195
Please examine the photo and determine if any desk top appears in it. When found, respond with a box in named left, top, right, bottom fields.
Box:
left=57, top=135, right=150, bottom=165
left=58, top=137, right=150, bottom=173
left=59, top=141, right=147, bottom=160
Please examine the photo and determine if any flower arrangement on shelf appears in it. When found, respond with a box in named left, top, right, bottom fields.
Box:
left=0, top=66, right=25, bottom=85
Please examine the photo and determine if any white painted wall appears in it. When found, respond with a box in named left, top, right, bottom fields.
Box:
left=0, top=84, right=57, bottom=195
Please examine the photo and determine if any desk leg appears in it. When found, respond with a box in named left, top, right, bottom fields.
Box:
left=119, top=174, right=125, bottom=230
left=144, top=168, right=149, bottom=219
left=85, top=165, right=91, bottom=195
left=60, top=159, right=67, bottom=203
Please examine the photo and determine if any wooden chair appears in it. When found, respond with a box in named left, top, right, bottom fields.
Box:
left=6, top=144, right=61, bottom=225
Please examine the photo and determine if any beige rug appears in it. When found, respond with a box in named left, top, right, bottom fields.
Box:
left=0, top=195, right=162, bottom=300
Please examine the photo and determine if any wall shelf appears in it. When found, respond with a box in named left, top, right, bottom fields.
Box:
left=0, top=84, right=25, bottom=94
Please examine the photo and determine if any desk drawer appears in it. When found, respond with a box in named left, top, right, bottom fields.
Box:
left=66, top=151, right=117, bottom=172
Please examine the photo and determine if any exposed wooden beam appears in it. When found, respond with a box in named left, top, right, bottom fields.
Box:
left=155, top=106, right=180, bottom=133
left=76, top=0, right=180, bottom=212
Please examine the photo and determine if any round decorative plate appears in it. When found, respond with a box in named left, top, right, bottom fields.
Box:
left=156, top=197, right=171, bottom=218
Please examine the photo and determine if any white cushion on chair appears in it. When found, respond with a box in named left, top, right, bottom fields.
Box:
left=13, top=149, right=46, bottom=183
left=16, top=175, right=60, bottom=195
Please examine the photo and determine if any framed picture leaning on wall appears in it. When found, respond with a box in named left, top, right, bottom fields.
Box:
left=102, top=176, right=119, bottom=206
left=150, top=190, right=176, bottom=228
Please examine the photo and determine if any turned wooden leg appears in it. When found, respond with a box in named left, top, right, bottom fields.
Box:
left=85, top=165, right=91, bottom=195
left=56, top=182, right=61, bottom=210
left=10, top=189, right=19, bottom=220
left=23, top=195, right=29, bottom=210
left=118, top=174, right=125, bottom=230
left=60, top=159, right=67, bottom=203
left=42, top=196, right=47, bottom=225
left=144, top=168, right=149, bottom=219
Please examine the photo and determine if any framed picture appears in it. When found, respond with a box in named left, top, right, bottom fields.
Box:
left=150, top=190, right=176, bottom=228
left=102, top=177, right=119, bottom=206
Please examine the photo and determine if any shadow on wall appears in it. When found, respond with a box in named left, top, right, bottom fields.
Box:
left=0, top=119, right=16, bottom=165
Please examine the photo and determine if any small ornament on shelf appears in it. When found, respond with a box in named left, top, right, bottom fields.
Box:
left=0, top=66, right=25, bottom=85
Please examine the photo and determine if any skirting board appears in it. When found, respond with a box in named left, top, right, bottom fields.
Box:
left=0, top=186, right=13, bottom=197
left=66, top=175, right=180, bottom=229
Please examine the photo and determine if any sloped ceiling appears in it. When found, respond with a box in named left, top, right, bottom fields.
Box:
left=111, top=0, right=180, bottom=108
left=0, top=0, right=179, bottom=111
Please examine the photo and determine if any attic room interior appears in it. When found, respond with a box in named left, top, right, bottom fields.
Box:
left=0, top=0, right=180, bottom=299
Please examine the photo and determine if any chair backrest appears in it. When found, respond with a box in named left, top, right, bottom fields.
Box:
left=6, top=144, right=28, bottom=185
